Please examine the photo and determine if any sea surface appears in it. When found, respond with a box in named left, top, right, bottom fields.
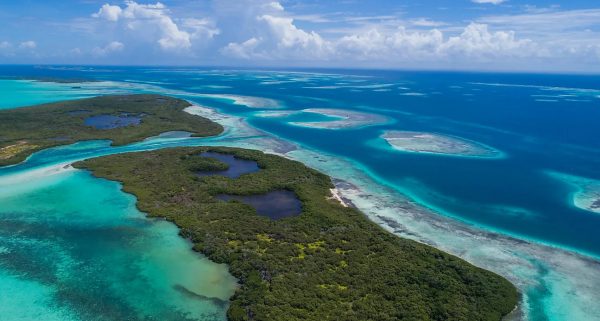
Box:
left=1, top=65, right=599, bottom=321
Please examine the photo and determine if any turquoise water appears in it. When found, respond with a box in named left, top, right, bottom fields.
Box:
left=0, top=80, right=95, bottom=109
left=1, top=67, right=600, bottom=320
left=0, top=165, right=237, bottom=321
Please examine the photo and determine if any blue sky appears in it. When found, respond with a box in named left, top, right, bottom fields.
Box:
left=1, top=0, right=599, bottom=72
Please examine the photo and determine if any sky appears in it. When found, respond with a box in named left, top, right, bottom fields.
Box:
left=0, top=0, right=599, bottom=72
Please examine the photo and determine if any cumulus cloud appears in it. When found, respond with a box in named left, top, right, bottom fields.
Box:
left=441, top=23, right=535, bottom=58
left=221, top=2, right=535, bottom=64
left=80, top=0, right=598, bottom=69
left=220, top=2, right=331, bottom=61
left=472, top=0, right=506, bottom=4
left=410, top=18, right=448, bottom=27
left=93, top=4, right=122, bottom=21
left=222, top=37, right=263, bottom=59
left=19, top=41, right=37, bottom=49
left=266, top=2, right=284, bottom=11
left=92, top=41, right=124, bottom=56
left=92, top=1, right=218, bottom=51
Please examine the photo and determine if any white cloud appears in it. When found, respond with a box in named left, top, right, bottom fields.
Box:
left=221, top=2, right=535, bottom=64
left=0, top=41, right=11, bottom=49
left=222, top=37, right=263, bottom=59
left=19, top=41, right=36, bottom=49
left=260, top=15, right=330, bottom=56
left=441, top=23, right=535, bottom=58
left=92, top=1, right=218, bottom=51
left=182, top=18, right=220, bottom=40
left=477, top=9, right=600, bottom=60
left=92, top=41, right=124, bottom=56
left=266, top=2, right=284, bottom=11
left=222, top=8, right=331, bottom=60
left=472, top=0, right=506, bottom=4
left=479, top=9, right=600, bottom=32
left=93, top=4, right=122, bottom=21
left=410, top=18, right=448, bottom=27
left=79, top=0, right=598, bottom=69
left=336, top=27, right=445, bottom=60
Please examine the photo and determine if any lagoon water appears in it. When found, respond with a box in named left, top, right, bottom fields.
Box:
left=1, top=66, right=600, bottom=320
left=0, top=167, right=236, bottom=321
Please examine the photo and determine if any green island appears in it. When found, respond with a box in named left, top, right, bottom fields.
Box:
left=75, top=146, right=518, bottom=321
left=0, top=94, right=222, bottom=166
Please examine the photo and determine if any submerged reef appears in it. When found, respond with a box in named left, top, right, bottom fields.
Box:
left=76, top=146, right=518, bottom=321
left=289, top=108, right=389, bottom=129
left=198, top=94, right=281, bottom=109
left=547, top=171, right=600, bottom=214
left=382, top=130, right=502, bottom=158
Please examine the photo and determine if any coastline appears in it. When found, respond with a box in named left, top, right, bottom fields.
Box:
left=328, top=187, right=351, bottom=207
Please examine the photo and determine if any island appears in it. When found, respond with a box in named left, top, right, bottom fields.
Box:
left=75, top=147, right=518, bottom=321
left=1, top=95, right=518, bottom=320
left=382, top=130, right=503, bottom=158
left=0, top=94, right=223, bottom=166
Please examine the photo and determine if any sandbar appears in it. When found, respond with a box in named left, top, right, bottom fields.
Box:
left=289, top=108, right=388, bottom=129
left=198, top=94, right=280, bottom=108
left=547, top=171, right=600, bottom=214
left=382, top=130, right=502, bottom=158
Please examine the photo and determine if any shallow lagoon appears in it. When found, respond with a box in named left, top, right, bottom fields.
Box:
left=0, top=167, right=237, bottom=321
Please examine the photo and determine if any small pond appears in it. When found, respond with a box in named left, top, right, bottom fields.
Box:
left=217, top=190, right=302, bottom=220
left=84, top=113, right=143, bottom=129
left=196, top=152, right=260, bottom=178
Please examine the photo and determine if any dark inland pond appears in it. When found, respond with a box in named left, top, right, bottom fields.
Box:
left=217, top=190, right=302, bottom=220
left=196, top=152, right=260, bottom=178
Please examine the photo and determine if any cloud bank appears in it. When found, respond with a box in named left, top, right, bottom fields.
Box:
left=6, top=0, right=599, bottom=71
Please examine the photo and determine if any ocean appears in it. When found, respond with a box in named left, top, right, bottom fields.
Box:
left=0, top=65, right=599, bottom=320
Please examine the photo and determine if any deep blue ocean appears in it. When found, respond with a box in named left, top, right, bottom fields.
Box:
left=1, top=65, right=599, bottom=320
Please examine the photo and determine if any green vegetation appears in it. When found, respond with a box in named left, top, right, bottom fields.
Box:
left=76, top=147, right=518, bottom=321
left=0, top=94, right=223, bottom=166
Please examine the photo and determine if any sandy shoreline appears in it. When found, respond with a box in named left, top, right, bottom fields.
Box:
left=328, top=187, right=351, bottom=207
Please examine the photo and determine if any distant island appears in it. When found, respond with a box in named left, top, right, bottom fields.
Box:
left=2, top=94, right=517, bottom=320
